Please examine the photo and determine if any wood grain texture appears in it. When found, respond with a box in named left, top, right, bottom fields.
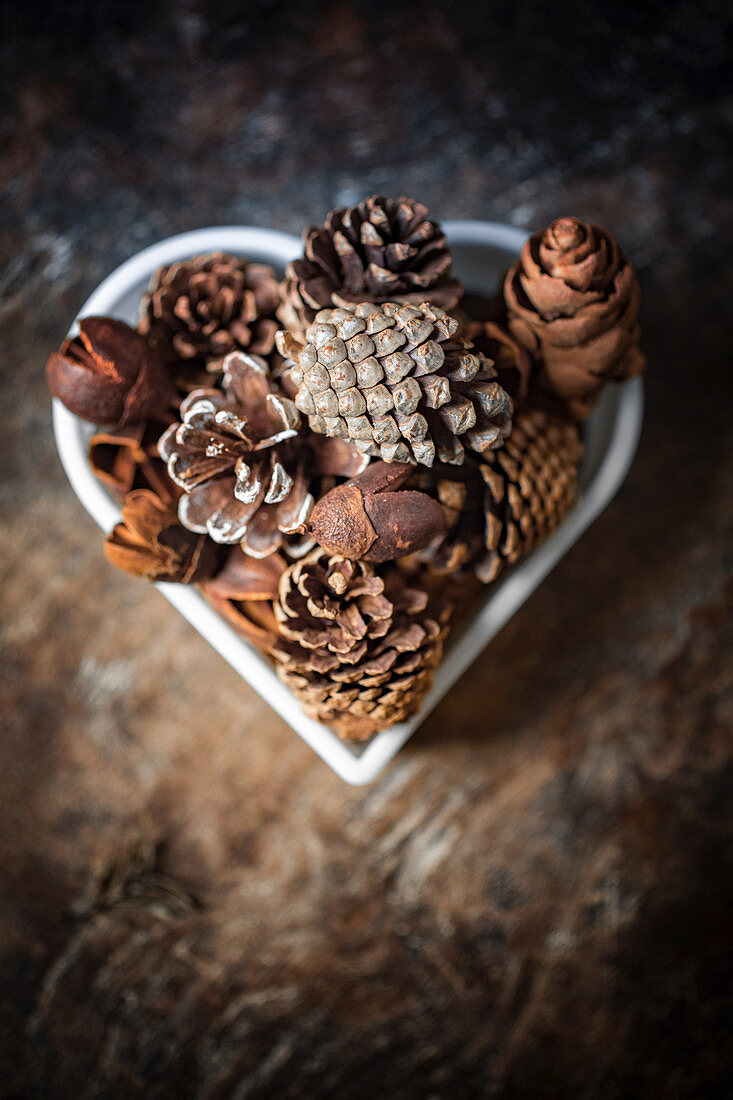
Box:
left=1, top=2, right=731, bottom=1096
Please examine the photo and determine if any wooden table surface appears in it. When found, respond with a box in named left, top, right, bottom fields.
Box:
left=1, top=3, right=731, bottom=1096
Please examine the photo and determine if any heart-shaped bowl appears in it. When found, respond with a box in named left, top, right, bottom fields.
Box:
left=52, top=222, right=643, bottom=784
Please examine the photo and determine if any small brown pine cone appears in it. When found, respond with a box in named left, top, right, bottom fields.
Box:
left=272, top=549, right=450, bottom=740
left=279, top=195, right=463, bottom=339
left=277, top=301, right=513, bottom=467
left=104, top=489, right=220, bottom=583
left=406, top=407, right=583, bottom=583
left=140, top=252, right=281, bottom=362
left=504, top=217, right=645, bottom=417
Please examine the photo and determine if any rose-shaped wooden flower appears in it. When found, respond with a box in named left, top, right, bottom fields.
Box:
left=504, top=217, right=645, bottom=417
left=140, top=252, right=281, bottom=362
left=46, top=318, right=176, bottom=425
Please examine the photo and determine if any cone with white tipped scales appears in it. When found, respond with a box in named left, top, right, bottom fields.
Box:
left=157, top=351, right=310, bottom=558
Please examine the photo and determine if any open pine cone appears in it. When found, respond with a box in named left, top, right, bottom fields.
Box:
left=405, top=407, right=583, bottom=583
left=279, top=195, right=463, bottom=339
left=140, top=252, right=281, bottom=363
left=277, top=301, right=512, bottom=467
left=158, top=351, right=309, bottom=557
left=272, top=549, right=450, bottom=741
left=504, top=217, right=645, bottom=417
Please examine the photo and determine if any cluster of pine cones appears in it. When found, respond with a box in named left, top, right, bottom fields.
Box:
left=47, top=196, right=644, bottom=742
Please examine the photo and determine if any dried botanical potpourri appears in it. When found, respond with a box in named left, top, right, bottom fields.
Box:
left=47, top=198, right=645, bottom=741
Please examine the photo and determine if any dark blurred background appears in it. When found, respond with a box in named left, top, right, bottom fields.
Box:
left=1, top=2, right=731, bottom=1097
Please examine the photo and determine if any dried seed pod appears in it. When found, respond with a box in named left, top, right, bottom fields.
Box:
left=279, top=195, right=463, bottom=339
left=47, top=317, right=176, bottom=425
left=272, top=549, right=451, bottom=740
left=277, top=300, right=512, bottom=467
left=504, top=217, right=645, bottom=417
left=104, top=489, right=219, bottom=583
left=308, top=461, right=447, bottom=562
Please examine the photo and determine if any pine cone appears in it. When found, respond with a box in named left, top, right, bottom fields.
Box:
left=504, top=218, right=645, bottom=417
left=277, top=301, right=513, bottom=467
left=47, top=318, right=176, bottom=426
left=272, top=549, right=450, bottom=740
left=158, top=350, right=309, bottom=557
left=279, top=195, right=463, bottom=339
left=407, top=408, right=583, bottom=583
left=104, top=490, right=219, bottom=583
left=140, top=252, right=281, bottom=362
left=202, top=548, right=286, bottom=652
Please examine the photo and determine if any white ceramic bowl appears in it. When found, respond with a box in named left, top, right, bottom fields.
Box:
left=52, top=222, right=643, bottom=784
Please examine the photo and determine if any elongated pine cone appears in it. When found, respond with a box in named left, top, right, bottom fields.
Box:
left=279, top=195, right=463, bottom=339
left=141, top=252, right=281, bottom=362
left=504, top=218, right=645, bottom=417
left=272, top=549, right=450, bottom=740
left=104, top=489, right=219, bottom=583
left=158, top=351, right=310, bottom=557
left=407, top=408, right=583, bottom=582
left=277, top=301, right=513, bottom=466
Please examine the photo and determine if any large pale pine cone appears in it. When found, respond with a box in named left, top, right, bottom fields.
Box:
left=405, top=407, right=583, bottom=583
left=277, top=301, right=513, bottom=467
left=272, top=549, right=450, bottom=740
left=504, top=217, right=645, bottom=418
left=140, top=252, right=281, bottom=362
left=278, top=195, right=463, bottom=340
